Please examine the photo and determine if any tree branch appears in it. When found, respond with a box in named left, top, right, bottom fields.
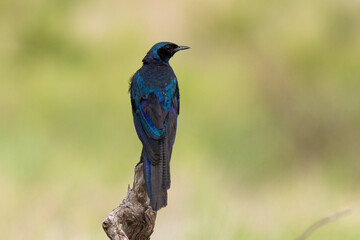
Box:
left=102, top=162, right=157, bottom=240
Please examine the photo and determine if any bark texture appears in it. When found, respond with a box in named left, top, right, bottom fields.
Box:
left=102, top=162, right=157, bottom=240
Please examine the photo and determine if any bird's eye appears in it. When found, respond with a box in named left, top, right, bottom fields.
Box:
left=165, top=45, right=170, bottom=49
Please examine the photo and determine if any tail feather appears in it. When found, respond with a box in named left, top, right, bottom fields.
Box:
left=143, top=139, right=170, bottom=211
left=161, top=137, right=171, bottom=190
left=149, top=161, right=167, bottom=211
left=144, top=153, right=153, bottom=205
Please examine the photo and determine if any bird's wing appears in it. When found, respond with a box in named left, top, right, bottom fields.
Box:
left=173, top=80, right=180, bottom=115
left=130, top=72, right=174, bottom=165
left=130, top=72, right=178, bottom=138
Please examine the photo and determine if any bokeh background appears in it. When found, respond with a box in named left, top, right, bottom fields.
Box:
left=1, top=0, right=360, bottom=239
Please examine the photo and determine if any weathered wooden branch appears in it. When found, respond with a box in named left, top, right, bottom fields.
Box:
left=102, top=162, right=157, bottom=240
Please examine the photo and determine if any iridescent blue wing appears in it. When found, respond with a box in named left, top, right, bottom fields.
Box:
left=130, top=72, right=176, bottom=164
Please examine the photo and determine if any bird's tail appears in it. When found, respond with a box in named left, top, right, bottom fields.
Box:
left=143, top=138, right=170, bottom=211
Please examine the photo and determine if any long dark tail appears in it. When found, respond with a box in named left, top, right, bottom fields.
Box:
left=143, top=138, right=170, bottom=211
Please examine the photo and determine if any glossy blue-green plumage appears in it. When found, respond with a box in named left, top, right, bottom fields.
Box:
left=131, top=64, right=178, bottom=138
left=129, top=42, right=187, bottom=210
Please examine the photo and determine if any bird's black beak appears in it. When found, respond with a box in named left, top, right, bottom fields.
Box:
left=174, top=45, right=190, bottom=52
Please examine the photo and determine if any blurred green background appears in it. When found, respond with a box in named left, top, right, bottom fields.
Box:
left=1, top=0, right=360, bottom=239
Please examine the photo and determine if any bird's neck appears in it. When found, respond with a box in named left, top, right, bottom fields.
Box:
left=143, top=58, right=170, bottom=66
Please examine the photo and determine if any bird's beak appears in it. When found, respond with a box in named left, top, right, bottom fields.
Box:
left=174, top=45, right=190, bottom=52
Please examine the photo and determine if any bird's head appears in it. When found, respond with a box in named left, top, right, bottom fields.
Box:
left=143, top=42, right=190, bottom=64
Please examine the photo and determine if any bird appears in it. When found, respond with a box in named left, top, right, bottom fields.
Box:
left=129, top=42, right=189, bottom=211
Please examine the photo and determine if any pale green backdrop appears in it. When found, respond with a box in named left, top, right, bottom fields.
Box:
left=1, top=0, right=360, bottom=239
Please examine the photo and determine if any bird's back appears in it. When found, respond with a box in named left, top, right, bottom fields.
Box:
left=138, top=62, right=176, bottom=89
